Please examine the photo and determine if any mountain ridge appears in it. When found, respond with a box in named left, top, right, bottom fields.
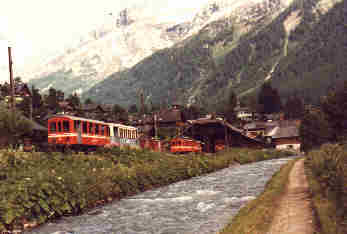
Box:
left=27, top=0, right=346, bottom=110
left=84, top=0, right=346, bottom=109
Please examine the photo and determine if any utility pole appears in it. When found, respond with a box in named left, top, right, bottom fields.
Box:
left=8, top=47, right=15, bottom=110
left=154, top=113, right=158, bottom=139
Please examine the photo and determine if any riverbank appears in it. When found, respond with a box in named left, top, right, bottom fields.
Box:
left=0, top=147, right=294, bottom=232
left=219, top=157, right=299, bottom=234
left=305, top=144, right=347, bottom=234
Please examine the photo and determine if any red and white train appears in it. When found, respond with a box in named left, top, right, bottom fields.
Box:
left=47, top=115, right=139, bottom=150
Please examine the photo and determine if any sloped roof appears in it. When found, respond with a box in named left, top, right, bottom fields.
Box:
left=265, top=126, right=299, bottom=139
left=157, top=108, right=182, bottom=123
left=184, top=118, right=266, bottom=146
left=186, top=119, right=243, bottom=133
left=243, top=121, right=278, bottom=130
left=99, top=104, right=113, bottom=112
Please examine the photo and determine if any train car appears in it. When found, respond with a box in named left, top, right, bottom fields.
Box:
left=107, top=123, right=139, bottom=148
left=215, top=139, right=226, bottom=152
left=48, top=115, right=110, bottom=150
left=170, top=136, right=202, bottom=154
left=48, top=114, right=140, bottom=151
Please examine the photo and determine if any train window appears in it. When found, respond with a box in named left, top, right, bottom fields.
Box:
left=95, top=124, right=99, bottom=135
left=89, top=123, right=93, bottom=134
left=50, top=122, right=56, bottom=132
left=74, top=120, right=80, bottom=131
left=113, top=127, right=118, bottom=137
left=57, top=122, right=62, bottom=132
left=106, top=126, right=110, bottom=136
left=63, top=121, right=70, bottom=132
left=101, top=125, right=105, bottom=135
left=82, top=121, right=87, bottom=133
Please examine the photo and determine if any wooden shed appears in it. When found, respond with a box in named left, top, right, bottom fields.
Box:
left=184, top=118, right=268, bottom=153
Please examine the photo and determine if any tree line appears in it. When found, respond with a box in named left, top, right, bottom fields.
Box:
left=300, top=80, right=347, bottom=151
left=2, top=76, right=329, bottom=150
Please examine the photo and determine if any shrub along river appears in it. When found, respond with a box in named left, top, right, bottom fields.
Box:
left=26, top=157, right=295, bottom=234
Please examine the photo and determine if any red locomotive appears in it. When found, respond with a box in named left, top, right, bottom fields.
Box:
left=170, top=136, right=203, bottom=154
left=47, top=115, right=139, bottom=150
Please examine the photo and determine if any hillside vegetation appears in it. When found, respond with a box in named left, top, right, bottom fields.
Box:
left=84, top=0, right=346, bottom=108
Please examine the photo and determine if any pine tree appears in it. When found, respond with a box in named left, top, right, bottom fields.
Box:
left=284, top=96, right=304, bottom=119
left=258, top=82, right=282, bottom=114
left=321, top=81, right=347, bottom=141
left=66, top=93, right=80, bottom=108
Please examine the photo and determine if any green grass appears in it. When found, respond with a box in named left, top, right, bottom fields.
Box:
left=0, top=147, right=294, bottom=232
left=219, top=158, right=299, bottom=234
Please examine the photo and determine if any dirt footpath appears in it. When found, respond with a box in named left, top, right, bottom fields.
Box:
left=267, top=159, right=317, bottom=234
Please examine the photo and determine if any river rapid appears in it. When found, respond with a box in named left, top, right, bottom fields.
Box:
left=26, top=157, right=295, bottom=234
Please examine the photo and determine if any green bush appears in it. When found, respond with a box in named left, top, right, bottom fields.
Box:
left=305, top=144, right=347, bottom=234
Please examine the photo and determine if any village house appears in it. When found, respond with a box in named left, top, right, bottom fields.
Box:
left=243, top=121, right=278, bottom=139
left=264, top=120, right=301, bottom=151
left=234, top=106, right=254, bottom=121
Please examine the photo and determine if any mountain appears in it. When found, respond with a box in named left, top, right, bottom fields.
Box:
left=27, top=0, right=233, bottom=95
left=83, top=0, right=346, bottom=109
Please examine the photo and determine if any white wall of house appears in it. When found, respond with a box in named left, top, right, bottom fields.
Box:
left=237, top=111, right=253, bottom=121
left=276, top=143, right=301, bottom=151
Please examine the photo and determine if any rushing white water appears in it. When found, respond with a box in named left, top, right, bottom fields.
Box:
left=26, top=157, right=295, bottom=234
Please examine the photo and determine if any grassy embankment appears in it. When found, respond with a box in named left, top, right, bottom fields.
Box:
left=219, top=157, right=299, bottom=234
left=305, top=144, right=347, bottom=234
left=0, top=147, right=294, bottom=232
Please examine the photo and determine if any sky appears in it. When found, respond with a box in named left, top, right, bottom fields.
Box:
left=0, top=0, right=210, bottom=79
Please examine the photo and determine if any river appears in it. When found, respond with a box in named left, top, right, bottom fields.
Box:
left=26, top=157, right=295, bottom=234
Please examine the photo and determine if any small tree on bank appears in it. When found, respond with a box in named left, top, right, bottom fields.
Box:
left=0, top=104, right=32, bottom=146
